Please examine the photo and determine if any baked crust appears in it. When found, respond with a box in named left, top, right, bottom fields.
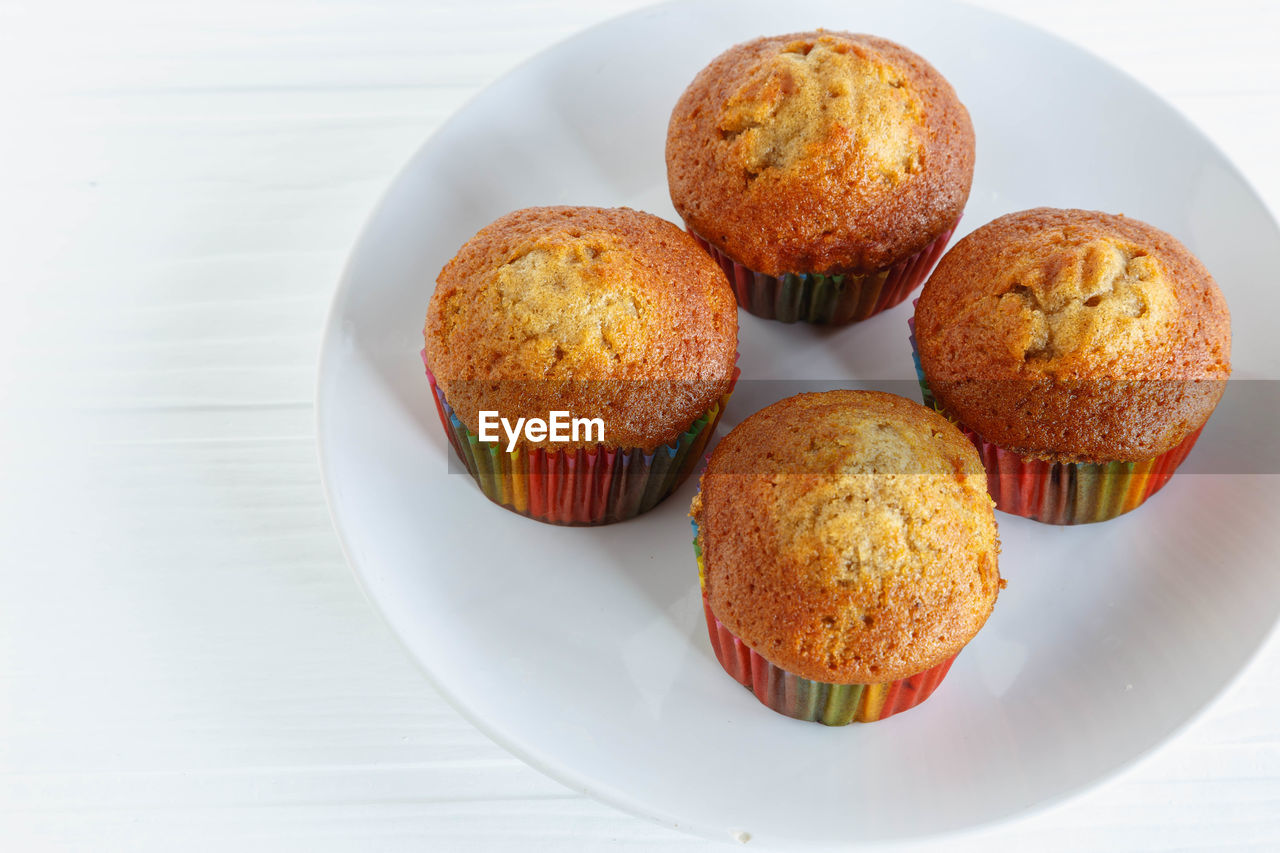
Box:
left=915, top=208, right=1231, bottom=462
left=666, top=31, right=975, bottom=276
left=424, top=206, right=738, bottom=452
left=692, top=391, right=1001, bottom=684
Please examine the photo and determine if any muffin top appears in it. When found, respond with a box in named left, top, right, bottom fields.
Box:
left=692, top=391, right=1001, bottom=684
left=915, top=208, right=1231, bottom=462
left=424, top=206, right=738, bottom=452
left=666, top=31, right=975, bottom=276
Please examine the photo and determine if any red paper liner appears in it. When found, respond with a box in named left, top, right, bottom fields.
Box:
left=961, top=423, right=1204, bottom=525
left=688, top=221, right=957, bottom=325
left=423, top=355, right=737, bottom=525
left=908, top=316, right=1206, bottom=524
left=693, top=522, right=955, bottom=725
left=702, top=596, right=955, bottom=725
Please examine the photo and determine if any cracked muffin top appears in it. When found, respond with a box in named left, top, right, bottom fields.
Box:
left=666, top=31, right=975, bottom=276
left=692, top=391, right=1001, bottom=684
left=423, top=206, right=738, bottom=452
left=915, top=208, right=1231, bottom=462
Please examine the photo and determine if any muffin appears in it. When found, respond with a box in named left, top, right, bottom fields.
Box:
left=423, top=206, right=739, bottom=525
left=912, top=208, right=1231, bottom=524
left=691, top=391, right=1001, bottom=725
left=666, top=31, right=975, bottom=324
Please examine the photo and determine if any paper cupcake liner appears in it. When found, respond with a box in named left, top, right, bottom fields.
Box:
left=423, top=354, right=736, bottom=525
left=957, top=423, right=1203, bottom=525
left=688, top=221, right=957, bottom=325
left=692, top=522, right=956, bottom=725
left=908, top=319, right=1204, bottom=524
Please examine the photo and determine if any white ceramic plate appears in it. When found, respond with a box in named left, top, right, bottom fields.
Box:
left=317, top=0, right=1280, bottom=845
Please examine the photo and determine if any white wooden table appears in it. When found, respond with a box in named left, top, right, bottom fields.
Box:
left=3, top=1, right=1277, bottom=849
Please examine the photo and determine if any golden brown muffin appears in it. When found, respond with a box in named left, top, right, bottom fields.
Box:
left=424, top=206, right=739, bottom=453
left=915, top=208, right=1231, bottom=462
left=666, top=31, right=975, bottom=276
left=692, top=391, right=1001, bottom=684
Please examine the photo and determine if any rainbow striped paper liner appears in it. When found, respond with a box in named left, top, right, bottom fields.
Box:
left=692, top=521, right=956, bottom=725
left=908, top=318, right=1205, bottom=524
left=422, top=354, right=736, bottom=526
left=688, top=220, right=957, bottom=325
